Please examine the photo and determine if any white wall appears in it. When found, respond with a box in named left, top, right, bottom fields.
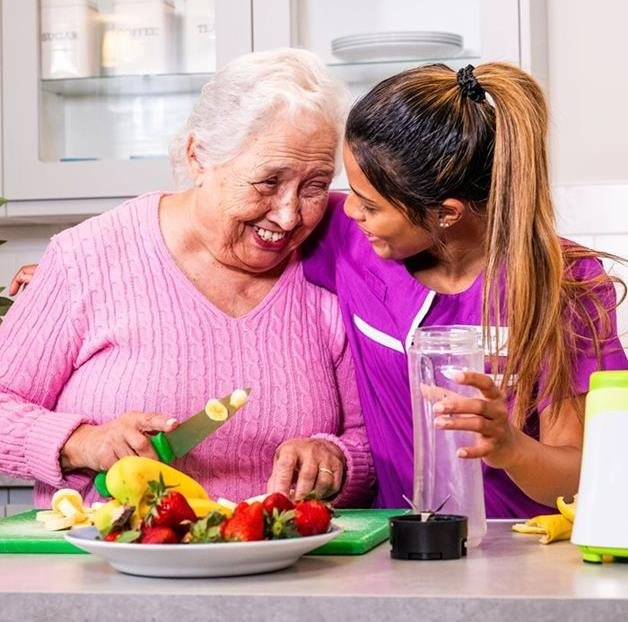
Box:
left=547, top=0, right=628, bottom=345
left=547, top=0, right=628, bottom=185
left=0, top=225, right=65, bottom=291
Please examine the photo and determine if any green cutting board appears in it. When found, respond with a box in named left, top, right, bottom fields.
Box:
left=310, top=509, right=406, bottom=555
left=0, top=510, right=86, bottom=554
left=0, top=508, right=405, bottom=555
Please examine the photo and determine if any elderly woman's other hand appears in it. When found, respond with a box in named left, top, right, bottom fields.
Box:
left=8, top=264, right=38, bottom=295
left=267, top=438, right=346, bottom=500
left=60, top=412, right=179, bottom=472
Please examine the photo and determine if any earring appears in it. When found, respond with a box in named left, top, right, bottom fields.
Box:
left=439, top=221, right=450, bottom=228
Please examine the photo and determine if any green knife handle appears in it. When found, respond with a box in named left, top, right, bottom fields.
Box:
left=93, top=433, right=175, bottom=497
left=151, top=432, right=175, bottom=464
left=94, top=471, right=110, bottom=497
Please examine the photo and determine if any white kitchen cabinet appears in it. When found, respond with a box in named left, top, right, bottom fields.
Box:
left=254, top=0, right=547, bottom=90
left=1, top=0, right=252, bottom=203
left=0, top=0, right=546, bottom=219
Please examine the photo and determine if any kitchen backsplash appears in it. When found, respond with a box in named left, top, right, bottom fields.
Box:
left=1, top=183, right=627, bottom=347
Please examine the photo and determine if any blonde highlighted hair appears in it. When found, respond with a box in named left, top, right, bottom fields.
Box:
left=346, top=62, right=625, bottom=427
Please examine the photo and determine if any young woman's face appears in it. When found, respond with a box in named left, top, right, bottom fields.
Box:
left=191, top=111, right=337, bottom=274
left=342, top=144, right=433, bottom=261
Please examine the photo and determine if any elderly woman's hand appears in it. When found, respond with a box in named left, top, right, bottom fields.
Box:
left=267, top=438, right=346, bottom=500
left=432, top=371, right=519, bottom=469
left=60, top=412, right=178, bottom=472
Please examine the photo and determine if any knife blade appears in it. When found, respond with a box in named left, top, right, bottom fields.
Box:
left=93, top=388, right=251, bottom=497
left=152, top=388, right=251, bottom=461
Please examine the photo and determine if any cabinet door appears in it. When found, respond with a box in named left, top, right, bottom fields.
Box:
left=1, top=0, right=252, bottom=201
left=254, top=0, right=546, bottom=94
left=255, top=0, right=483, bottom=101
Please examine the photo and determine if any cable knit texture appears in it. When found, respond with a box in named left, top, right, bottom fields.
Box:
left=0, top=192, right=375, bottom=509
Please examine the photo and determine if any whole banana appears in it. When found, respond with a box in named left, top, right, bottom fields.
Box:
left=105, top=456, right=209, bottom=527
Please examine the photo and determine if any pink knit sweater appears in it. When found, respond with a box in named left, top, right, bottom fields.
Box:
left=0, top=193, right=374, bottom=508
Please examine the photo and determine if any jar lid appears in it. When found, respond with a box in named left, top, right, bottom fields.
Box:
left=589, top=370, right=628, bottom=391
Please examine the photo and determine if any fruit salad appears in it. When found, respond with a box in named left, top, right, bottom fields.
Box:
left=101, top=484, right=333, bottom=544
left=39, top=455, right=333, bottom=544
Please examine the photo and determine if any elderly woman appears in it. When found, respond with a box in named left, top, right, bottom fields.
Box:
left=0, top=49, right=374, bottom=509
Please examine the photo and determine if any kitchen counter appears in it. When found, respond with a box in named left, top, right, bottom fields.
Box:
left=1, top=521, right=627, bottom=621
left=0, top=475, right=33, bottom=487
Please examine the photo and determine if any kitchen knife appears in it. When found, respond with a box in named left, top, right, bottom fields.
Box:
left=93, top=388, right=251, bottom=497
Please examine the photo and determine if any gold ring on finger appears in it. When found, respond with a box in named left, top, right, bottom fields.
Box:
left=318, top=466, right=334, bottom=476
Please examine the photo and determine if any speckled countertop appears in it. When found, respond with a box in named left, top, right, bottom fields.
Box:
left=1, top=521, right=627, bottom=622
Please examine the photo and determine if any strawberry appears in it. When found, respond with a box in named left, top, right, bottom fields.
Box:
left=140, top=525, right=179, bottom=544
left=103, top=530, right=121, bottom=542
left=293, top=499, right=332, bottom=536
left=184, top=511, right=227, bottom=544
left=262, top=492, right=294, bottom=515
left=146, top=474, right=197, bottom=530
left=222, top=501, right=265, bottom=542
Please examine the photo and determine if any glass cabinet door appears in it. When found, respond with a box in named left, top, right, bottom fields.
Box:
left=1, top=0, right=251, bottom=201
left=256, top=0, right=483, bottom=103
left=295, top=0, right=481, bottom=100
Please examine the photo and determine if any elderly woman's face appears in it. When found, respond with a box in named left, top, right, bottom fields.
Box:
left=193, top=111, right=337, bottom=274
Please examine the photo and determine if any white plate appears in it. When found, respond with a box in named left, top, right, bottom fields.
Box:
left=332, top=31, right=463, bottom=45
left=65, top=525, right=342, bottom=578
left=332, top=40, right=463, bottom=63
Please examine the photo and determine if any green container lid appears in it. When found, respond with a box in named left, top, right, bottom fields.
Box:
left=589, top=370, right=628, bottom=391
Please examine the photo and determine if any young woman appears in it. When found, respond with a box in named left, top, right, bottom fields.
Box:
left=302, top=63, right=627, bottom=517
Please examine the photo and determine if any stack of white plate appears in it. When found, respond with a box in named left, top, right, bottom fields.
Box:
left=331, top=31, right=463, bottom=63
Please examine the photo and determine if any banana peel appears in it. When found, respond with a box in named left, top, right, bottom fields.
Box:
left=512, top=513, right=573, bottom=544
left=512, top=495, right=578, bottom=544
left=556, top=495, right=577, bottom=522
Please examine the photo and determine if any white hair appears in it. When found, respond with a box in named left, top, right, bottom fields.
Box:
left=169, top=48, right=350, bottom=188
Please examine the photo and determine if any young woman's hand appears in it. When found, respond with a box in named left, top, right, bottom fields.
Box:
left=267, top=437, right=346, bottom=500
left=60, top=412, right=179, bottom=472
left=432, top=371, right=522, bottom=469
left=8, top=264, right=38, bottom=295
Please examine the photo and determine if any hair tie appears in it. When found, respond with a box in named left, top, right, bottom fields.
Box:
left=456, top=64, right=486, bottom=103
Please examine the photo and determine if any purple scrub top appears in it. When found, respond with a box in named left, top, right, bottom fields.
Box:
left=302, top=192, right=627, bottom=517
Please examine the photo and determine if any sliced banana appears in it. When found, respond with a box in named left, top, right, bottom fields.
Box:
left=35, top=510, right=62, bottom=522
left=39, top=489, right=89, bottom=531
left=229, top=389, right=249, bottom=410
left=205, top=398, right=228, bottom=421
left=56, top=497, right=86, bottom=521
left=51, top=489, right=84, bottom=513
left=42, top=515, right=77, bottom=531
left=216, top=497, right=237, bottom=511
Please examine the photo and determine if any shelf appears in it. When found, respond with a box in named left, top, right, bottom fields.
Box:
left=40, top=72, right=214, bottom=97
left=327, top=55, right=480, bottom=84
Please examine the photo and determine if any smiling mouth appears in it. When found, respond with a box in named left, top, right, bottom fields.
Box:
left=252, top=225, right=290, bottom=249
left=253, top=225, right=287, bottom=243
